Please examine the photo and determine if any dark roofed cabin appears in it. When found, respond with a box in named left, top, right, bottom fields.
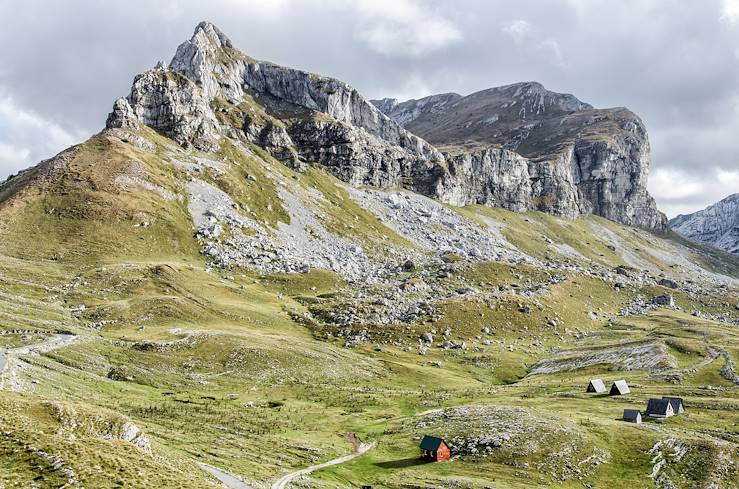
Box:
left=609, top=380, right=630, bottom=395
left=420, top=435, right=451, bottom=462
left=586, top=379, right=607, bottom=393
left=623, top=409, right=642, bottom=423
left=646, top=398, right=675, bottom=418
left=662, top=397, right=684, bottom=414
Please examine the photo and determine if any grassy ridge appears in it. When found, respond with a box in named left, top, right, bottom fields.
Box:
left=0, top=127, right=737, bottom=488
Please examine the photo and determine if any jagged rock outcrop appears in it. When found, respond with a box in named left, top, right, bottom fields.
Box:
left=165, top=22, right=439, bottom=161
left=670, top=194, right=739, bottom=254
left=373, top=83, right=667, bottom=231
left=107, top=21, right=666, bottom=231
left=286, top=119, right=436, bottom=188
left=107, top=21, right=442, bottom=188
left=108, top=67, right=221, bottom=152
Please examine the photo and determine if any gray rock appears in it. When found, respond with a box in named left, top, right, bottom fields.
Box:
left=669, top=193, right=739, bottom=254
left=108, top=68, right=220, bottom=151
left=106, top=98, right=138, bottom=130
left=657, top=278, right=679, bottom=289
left=652, top=294, right=675, bottom=307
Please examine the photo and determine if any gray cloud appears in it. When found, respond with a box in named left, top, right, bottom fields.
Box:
left=1, top=0, right=737, bottom=217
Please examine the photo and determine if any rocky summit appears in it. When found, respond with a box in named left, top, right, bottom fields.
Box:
left=670, top=193, right=739, bottom=254
left=372, top=83, right=667, bottom=231
left=108, top=22, right=442, bottom=190
left=1, top=21, right=738, bottom=489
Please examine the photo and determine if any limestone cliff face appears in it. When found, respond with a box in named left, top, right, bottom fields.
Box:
left=107, top=22, right=666, bottom=232
left=373, top=84, right=667, bottom=231
left=432, top=147, right=577, bottom=217
left=568, top=116, right=665, bottom=231
left=670, top=194, right=739, bottom=254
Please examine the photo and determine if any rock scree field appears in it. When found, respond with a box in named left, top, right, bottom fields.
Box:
left=0, top=21, right=737, bottom=489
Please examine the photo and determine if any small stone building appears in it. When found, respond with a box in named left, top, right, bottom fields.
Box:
left=623, top=409, right=642, bottom=423
left=652, top=294, right=675, bottom=307
left=586, top=379, right=607, bottom=393
left=646, top=398, right=675, bottom=418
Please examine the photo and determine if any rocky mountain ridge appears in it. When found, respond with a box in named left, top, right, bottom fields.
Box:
left=107, top=21, right=442, bottom=193
left=372, top=83, right=666, bottom=231
left=106, top=21, right=666, bottom=231
left=670, top=193, right=739, bottom=254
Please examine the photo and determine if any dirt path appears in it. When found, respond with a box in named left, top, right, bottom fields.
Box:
left=0, top=333, right=79, bottom=390
left=657, top=345, right=721, bottom=382
left=693, top=347, right=720, bottom=370
left=271, top=437, right=375, bottom=489
left=197, top=463, right=252, bottom=489
left=195, top=436, right=374, bottom=489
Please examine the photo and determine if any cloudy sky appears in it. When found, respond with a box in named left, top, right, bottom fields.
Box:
left=1, top=0, right=738, bottom=217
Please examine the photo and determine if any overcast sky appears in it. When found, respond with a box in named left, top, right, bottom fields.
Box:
left=1, top=0, right=738, bottom=217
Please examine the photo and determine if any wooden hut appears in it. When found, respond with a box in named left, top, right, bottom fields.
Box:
left=646, top=398, right=675, bottom=418
left=419, top=435, right=451, bottom=462
left=609, top=380, right=630, bottom=395
left=662, top=397, right=684, bottom=414
left=586, top=379, right=607, bottom=393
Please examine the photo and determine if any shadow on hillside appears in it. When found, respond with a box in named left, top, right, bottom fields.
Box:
left=374, top=458, right=432, bottom=469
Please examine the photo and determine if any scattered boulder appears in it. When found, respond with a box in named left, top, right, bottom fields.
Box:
left=652, top=294, right=675, bottom=307
left=440, top=340, right=467, bottom=350
left=615, top=265, right=634, bottom=277
left=657, top=278, right=679, bottom=289
left=107, top=366, right=135, bottom=382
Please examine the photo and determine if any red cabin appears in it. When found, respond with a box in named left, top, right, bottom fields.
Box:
left=419, top=435, right=451, bottom=462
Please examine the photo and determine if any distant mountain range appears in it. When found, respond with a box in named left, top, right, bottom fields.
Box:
left=670, top=193, right=739, bottom=255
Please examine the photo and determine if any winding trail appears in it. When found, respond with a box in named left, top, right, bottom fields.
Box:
left=195, top=440, right=374, bottom=489
left=669, top=345, right=720, bottom=377
left=0, top=333, right=79, bottom=389
left=271, top=441, right=375, bottom=489
left=2, top=334, right=372, bottom=489
left=197, top=463, right=252, bottom=489
left=694, top=347, right=721, bottom=370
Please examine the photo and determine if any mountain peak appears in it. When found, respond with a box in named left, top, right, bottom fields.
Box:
left=475, top=81, right=593, bottom=112
left=373, top=83, right=665, bottom=230
left=192, top=21, right=233, bottom=48
left=167, top=22, right=243, bottom=101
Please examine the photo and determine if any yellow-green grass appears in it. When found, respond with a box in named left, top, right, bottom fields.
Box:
left=0, top=134, right=200, bottom=264
left=0, top=126, right=737, bottom=487
left=0, top=392, right=214, bottom=489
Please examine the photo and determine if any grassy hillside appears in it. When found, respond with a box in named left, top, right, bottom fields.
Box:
left=0, top=126, right=737, bottom=488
